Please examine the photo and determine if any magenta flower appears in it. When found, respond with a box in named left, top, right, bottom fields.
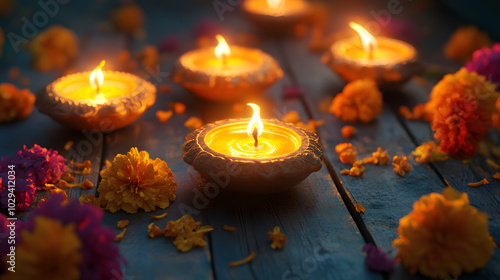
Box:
left=0, top=144, right=66, bottom=189
left=0, top=173, right=36, bottom=211
left=192, top=19, right=221, bottom=39
left=466, top=43, right=500, bottom=87
left=159, top=35, right=179, bottom=52
left=23, top=194, right=125, bottom=280
left=362, top=244, right=396, bottom=272
left=283, top=85, right=304, bottom=98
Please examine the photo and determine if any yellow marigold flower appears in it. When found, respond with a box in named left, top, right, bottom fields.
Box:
left=372, top=147, right=389, bottom=165
left=335, top=143, right=357, bottom=164
left=425, top=68, right=499, bottom=121
left=329, top=79, right=383, bottom=123
left=97, top=147, right=177, bottom=213
left=349, top=163, right=365, bottom=177
left=393, top=187, right=496, bottom=279
left=29, top=25, right=78, bottom=72
left=268, top=227, right=287, bottom=250
left=2, top=216, right=82, bottom=280
left=392, top=155, right=412, bottom=176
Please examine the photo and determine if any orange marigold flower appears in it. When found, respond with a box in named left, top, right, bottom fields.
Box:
left=412, top=141, right=448, bottom=163
left=426, top=68, right=499, bottom=122
left=268, top=226, right=287, bottom=250
left=0, top=83, right=35, bottom=123
left=329, top=79, right=383, bottom=123
left=392, top=155, right=412, bottom=176
left=393, top=187, right=496, bottom=279
left=432, top=93, right=491, bottom=159
left=335, top=143, right=357, bottom=164
left=341, top=125, right=356, bottom=138
left=349, top=164, right=365, bottom=177
left=2, top=216, right=83, bottom=280
left=112, top=4, right=144, bottom=33
left=29, top=25, right=78, bottom=72
left=372, top=147, right=389, bottom=165
left=184, top=116, right=204, bottom=130
left=97, top=147, right=177, bottom=213
left=444, top=26, right=492, bottom=61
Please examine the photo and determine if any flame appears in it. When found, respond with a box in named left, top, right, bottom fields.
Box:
left=247, top=103, right=264, bottom=137
left=267, top=0, right=282, bottom=9
left=349, top=22, right=378, bottom=54
left=89, top=60, right=105, bottom=93
left=215, top=35, right=231, bottom=64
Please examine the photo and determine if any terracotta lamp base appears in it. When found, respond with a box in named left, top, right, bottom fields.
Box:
left=36, top=71, right=156, bottom=131
left=183, top=119, right=323, bottom=194
left=171, top=46, right=283, bottom=102
left=322, top=37, right=423, bottom=90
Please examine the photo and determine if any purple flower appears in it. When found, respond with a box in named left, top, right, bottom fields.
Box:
left=283, top=85, right=304, bottom=98
left=192, top=19, right=221, bottom=39
left=466, top=43, right=500, bottom=87
left=23, top=194, right=125, bottom=280
left=362, top=244, right=396, bottom=272
left=159, top=35, right=179, bottom=53
left=0, top=173, right=36, bottom=211
left=0, top=144, right=66, bottom=190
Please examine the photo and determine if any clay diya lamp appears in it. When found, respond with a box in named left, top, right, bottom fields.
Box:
left=183, top=103, right=323, bottom=194
left=171, top=35, right=283, bottom=102
left=322, top=22, right=423, bottom=90
left=36, top=61, right=156, bottom=131
left=242, top=0, right=312, bottom=35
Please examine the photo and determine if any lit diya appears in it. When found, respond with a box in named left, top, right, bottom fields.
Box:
left=183, top=103, right=322, bottom=194
left=36, top=61, right=156, bottom=131
left=242, top=0, right=311, bottom=34
left=171, top=35, right=283, bottom=102
left=322, top=22, right=423, bottom=90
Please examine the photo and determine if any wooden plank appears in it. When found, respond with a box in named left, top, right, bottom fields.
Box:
left=193, top=15, right=382, bottom=277
left=386, top=83, right=500, bottom=243
left=278, top=37, right=500, bottom=279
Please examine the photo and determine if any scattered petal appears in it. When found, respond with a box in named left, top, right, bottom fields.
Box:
left=268, top=227, right=287, bottom=250
left=341, top=126, right=356, bottom=138
left=117, top=220, right=129, bottom=229
left=184, top=116, right=203, bottom=130
left=467, top=178, right=489, bottom=188
left=156, top=110, right=173, bottom=123
left=355, top=203, right=365, bottom=213
left=229, top=252, right=256, bottom=267
left=151, top=212, right=168, bottom=220
left=222, top=225, right=237, bottom=231
left=114, top=228, right=127, bottom=242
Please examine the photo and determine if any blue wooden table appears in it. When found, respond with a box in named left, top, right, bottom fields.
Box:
left=1, top=1, right=500, bottom=279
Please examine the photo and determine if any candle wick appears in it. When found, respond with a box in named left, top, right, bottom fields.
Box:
left=252, top=127, right=258, bottom=148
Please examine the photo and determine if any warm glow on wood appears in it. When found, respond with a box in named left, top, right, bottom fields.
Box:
left=89, top=60, right=105, bottom=93
left=215, top=35, right=231, bottom=65
left=267, top=0, right=282, bottom=9
left=247, top=103, right=264, bottom=137
left=349, top=22, right=378, bottom=58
